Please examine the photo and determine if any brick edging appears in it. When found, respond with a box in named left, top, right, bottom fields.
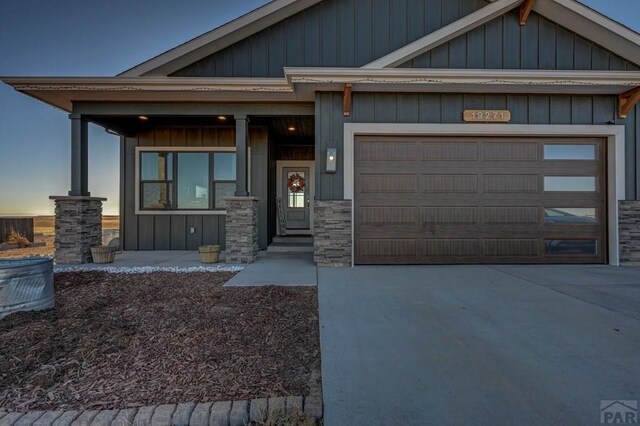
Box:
left=0, top=395, right=322, bottom=426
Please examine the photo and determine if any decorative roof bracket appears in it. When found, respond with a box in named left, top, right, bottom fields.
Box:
left=619, top=86, right=640, bottom=119
left=519, top=0, right=535, bottom=26
left=343, top=84, right=353, bottom=117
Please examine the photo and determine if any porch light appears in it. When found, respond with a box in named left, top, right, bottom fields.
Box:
left=138, top=115, right=149, bottom=121
left=288, top=126, right=296, bottom=132
left=326, top=148, right=337, bottom=173
left=217, top=116, right=227, bottom=121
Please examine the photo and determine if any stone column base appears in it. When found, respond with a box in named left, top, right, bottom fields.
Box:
left=619, top=200, right=640, bottom=264
left=225, top=197, right=259, bottom=264
left=314, top=200, right=352, bottom=267
left=50, top=196, right=106, bottom=265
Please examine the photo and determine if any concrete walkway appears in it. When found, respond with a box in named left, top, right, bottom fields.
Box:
left=224, top=253, right=317, bottom=287
left=318, top=265, right=640, bottom=426
left=55, top=251, right=209, bottom=270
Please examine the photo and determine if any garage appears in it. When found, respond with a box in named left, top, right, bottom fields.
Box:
left=354, top=136, right=607, bottom=265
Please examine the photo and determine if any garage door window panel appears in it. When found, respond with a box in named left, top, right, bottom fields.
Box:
left=545, top=240, right=598, bottom=256
left=544, top=176, right=597, bottom=192
left=544, top=208, right=598, bottom=225
left=544, top=144, right=597, bottom=160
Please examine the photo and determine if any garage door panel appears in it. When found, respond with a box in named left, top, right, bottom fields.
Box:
left=424, top=239, right=480, bottom=257
left=358, top=174, right=417, bottom=193
left=484, top=239, right=541, bottom=257
left=422, top=207, right=478, bottom=224
left=422, top=142, right=479, bottom=161
left=357, top=140, right=419, bottom=161
left=482, top=207, right=539, bottom=224
left=483, top=175, right=540, bottom=193
left=482, top=142, right=540, bottom=161
left=359, top=206, right=419, bottom=225
left=354, top=136, right=607, bottom=265
left=421, top=175, right=479, bottom=193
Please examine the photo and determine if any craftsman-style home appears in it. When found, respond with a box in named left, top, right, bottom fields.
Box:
left=4, top=0, right=640, bottom=266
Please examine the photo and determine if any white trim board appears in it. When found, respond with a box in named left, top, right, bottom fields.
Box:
left=343, top=123, right=626, bottom=266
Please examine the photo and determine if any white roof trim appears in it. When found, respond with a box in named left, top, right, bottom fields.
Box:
left=364, top=0, right=523, bottom=69
left=119, top=0, right=323, bottom=77
left=534, top=0, right=640, bottom=66
left=285, top=67, right=640, bottom=91
left=6, top=69, right=640, bottom=112
left=364, top=0, right=640, bottom=69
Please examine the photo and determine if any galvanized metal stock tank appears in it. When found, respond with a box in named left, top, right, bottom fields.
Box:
left=0, top=257, right=54, bottom=319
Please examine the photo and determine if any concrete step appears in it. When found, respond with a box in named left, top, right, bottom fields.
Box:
left=272, top=236, right=313, bottom=244
left=267, top=241, right=314, bottom=253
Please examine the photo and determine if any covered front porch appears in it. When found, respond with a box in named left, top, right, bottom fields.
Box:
left=50, top=103, right=317, bottom=265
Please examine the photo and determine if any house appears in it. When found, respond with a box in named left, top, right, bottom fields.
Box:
left=3, top=0, right=640, bottom=266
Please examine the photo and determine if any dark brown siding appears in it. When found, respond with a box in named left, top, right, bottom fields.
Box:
left=121, top=125, right=269, bottom=251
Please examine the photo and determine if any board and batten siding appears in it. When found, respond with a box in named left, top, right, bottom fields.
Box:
left=400, top=10, right=640, bottom=70
left=315, top=92, right=640, bottom=201
left=121, top=126, right=269, bottom=251
left=171, top=0, right=486, bottom=77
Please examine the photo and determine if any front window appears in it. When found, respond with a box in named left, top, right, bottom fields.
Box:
left=140, top=153, right=173, bottom=209
left=139, top=150, right=236, bottom=211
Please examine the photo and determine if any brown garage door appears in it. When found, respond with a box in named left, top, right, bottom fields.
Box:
left=354, top=136, right=607, bottom=264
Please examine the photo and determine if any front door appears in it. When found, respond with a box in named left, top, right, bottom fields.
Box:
left=283, top=167, right=311, bottom=230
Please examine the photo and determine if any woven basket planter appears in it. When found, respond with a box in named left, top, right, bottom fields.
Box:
left=199, top=245, right=221, bottom=264
left=90, top=246, right=116, bottom=264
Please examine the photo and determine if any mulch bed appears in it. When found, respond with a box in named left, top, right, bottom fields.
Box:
left=0, top=272, right=321, bottom=412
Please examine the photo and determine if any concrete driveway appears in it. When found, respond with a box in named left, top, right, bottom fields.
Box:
left=318, top=265, right=640, bottom=426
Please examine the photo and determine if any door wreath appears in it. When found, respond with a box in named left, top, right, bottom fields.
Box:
left=287, top=173, right=306, bottom=193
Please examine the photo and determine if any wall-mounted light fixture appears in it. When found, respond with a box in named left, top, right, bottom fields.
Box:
left=326, top=148, right=337, bottom=173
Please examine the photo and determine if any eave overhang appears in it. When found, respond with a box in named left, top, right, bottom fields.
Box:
left=4, top=69, right=640, bottom=113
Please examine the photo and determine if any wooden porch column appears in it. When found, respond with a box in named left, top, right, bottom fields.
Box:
left=68, top=113, right=90, bottom=196
left=234, top=114, right=249, bottom=196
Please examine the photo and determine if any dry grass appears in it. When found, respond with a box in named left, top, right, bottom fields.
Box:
left=0, top=216, right=119, bottom=259
left=4, top=228, right=30, bottom=248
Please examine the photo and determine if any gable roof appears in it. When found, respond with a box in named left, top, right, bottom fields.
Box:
left=120, top=0, right=640, bottom=77
left=366, top=0, right=640, bottom=68
left=120, top=0, right=323, bottom=77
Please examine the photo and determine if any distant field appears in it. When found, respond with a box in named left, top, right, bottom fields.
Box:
left=0, top=216, right=119, bottom=258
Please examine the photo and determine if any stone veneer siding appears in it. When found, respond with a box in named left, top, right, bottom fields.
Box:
left=314, top=200, right=352, bottom=267
left=225, top=197, right=259, bottom=264
left=50, top=196, right=104, bottom=265
left=619, top=201, right=640, bottom=264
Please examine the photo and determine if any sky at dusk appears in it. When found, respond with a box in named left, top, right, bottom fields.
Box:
left=1, top=0, right=639, bottom=216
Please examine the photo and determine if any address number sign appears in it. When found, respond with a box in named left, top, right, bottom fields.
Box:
left=464, top=110, right=512, bottom=123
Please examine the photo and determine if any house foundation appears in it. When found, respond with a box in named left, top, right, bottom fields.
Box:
left=313, top=200, right=352, bottom=267
left=619, top=201, right=640, bottom=264
left=50, top=196, right=105, bottom=264
left=225, top=197, right=259, bottom=264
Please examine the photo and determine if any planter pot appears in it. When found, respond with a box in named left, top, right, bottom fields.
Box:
left=199, top=245, right=221, bottom=264
left=91, top=246, right=116, bottom=264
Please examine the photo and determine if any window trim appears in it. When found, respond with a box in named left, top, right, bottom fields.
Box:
left=135, top=146, right=244, bottom=215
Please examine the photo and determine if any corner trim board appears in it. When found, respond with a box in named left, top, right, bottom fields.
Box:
left=343, top=123, right=626, bottom=267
